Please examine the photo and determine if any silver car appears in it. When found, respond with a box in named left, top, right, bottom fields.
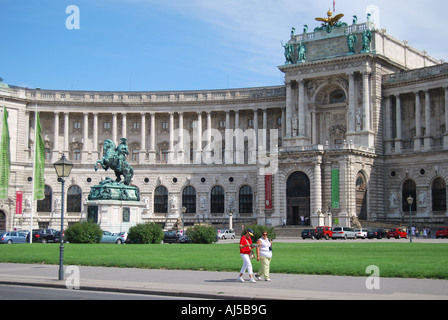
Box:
left=332, top=227, right=357, bottom=239
left=0, top=231, right=28, bottom=244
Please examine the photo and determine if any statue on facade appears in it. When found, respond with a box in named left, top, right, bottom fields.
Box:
left=95, top=138, right=134, bottom=186
left=347, top=33, right=357, bottom=54
left=297, top=42, right=307, bottom=63
left=362, top=29, right=372, bottom=53
left=282, top=41, right=295, bottom=64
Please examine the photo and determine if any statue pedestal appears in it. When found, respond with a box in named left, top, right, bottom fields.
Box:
left=84, top=200, right=146, bottom=234
left=85, top=179, right=143, bottom=233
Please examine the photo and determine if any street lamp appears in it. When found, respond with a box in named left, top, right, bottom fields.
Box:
left=407, top=195, right=414, bottom=243
left=53, top=154, right=74, bottom=280
left=181, top=206, right=187, bottom=235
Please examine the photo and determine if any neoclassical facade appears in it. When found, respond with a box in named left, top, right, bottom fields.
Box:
left=1, top=13, right=447, bottom=231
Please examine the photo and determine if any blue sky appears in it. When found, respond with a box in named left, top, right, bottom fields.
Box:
left=1, top=0, right=446, bottom=91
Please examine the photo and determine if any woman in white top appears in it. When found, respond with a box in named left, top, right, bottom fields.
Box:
left=255, top=231, right=272, bottom=281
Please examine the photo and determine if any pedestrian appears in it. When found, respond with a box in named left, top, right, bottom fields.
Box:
left=423, top=227, right=427, bottom=239
left=238, top=228, right=256, bottom=283
left=300, top=215, right=304, bottom=226
left=255, top=231, right=273, bottom=282
left=282, top=219, right=286, bottom=228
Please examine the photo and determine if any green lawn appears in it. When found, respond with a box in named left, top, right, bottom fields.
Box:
left=1, top=242, right=448, bottom=279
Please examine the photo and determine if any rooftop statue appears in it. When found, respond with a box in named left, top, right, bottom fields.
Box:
left=315, top=10, right=346, bottom=33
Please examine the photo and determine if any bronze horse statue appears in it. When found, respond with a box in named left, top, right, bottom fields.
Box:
left=94, top=138, right=134, bottom=186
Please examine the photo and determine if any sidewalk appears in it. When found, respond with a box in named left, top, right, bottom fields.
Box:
left=1, top=263, right=448, bottom=300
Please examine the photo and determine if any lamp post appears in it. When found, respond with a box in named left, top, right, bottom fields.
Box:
left=407, top=195, right=414, bottom=244
left=181, top=206, right=187, bottom=235
left=53, top=154, right=74, bottom=280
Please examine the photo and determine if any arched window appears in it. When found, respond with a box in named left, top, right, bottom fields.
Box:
left=67, top=186, right=82, bottom=213
left=37, top=185, right=52, bottom=213
left=239, top=185, right=253, bottom=214
left=154, top=186, right=168, bottom=213
left=182, top=186, right=196, bottom=214
left=211, top=186, right=224, bottom=214
left=432, top=178, right=447, bottom=212
left=402, top=179, right=417, bottom=212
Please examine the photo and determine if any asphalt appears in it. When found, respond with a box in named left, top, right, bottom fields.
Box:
left=1, top=262, right=448, bottom=300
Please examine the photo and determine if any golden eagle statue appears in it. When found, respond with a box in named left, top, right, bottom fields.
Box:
left=315, top=10, right=344, bottom=27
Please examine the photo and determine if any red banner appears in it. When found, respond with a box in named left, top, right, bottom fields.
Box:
left=265, top=175, right=272, bottom=210
left=16, top=191, right=23, bottom=214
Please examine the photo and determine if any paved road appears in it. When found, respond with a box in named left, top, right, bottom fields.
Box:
left=0, top=263, right=447, bottom=300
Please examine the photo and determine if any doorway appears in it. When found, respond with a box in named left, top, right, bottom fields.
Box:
left=286, top=172, right=311, bottom=226
left=356, top=172, right=367, bottom=220
left=0, top=211, right=6, bottom=231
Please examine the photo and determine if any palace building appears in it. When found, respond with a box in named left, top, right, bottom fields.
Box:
left=1, top=11, right=447, bottom=232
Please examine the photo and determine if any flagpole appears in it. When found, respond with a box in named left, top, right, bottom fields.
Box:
left=29, top=104, right=38, bottom=243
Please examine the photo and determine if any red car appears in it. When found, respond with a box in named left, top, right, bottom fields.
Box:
left=436, top=227, right=448, bottom=239
left=315, top=226, right=333, bottom=240
left=387, top=228, right=408, bottom=239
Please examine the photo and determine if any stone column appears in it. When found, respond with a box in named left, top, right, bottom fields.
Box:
left=298, top=80, right=306, bottom=137
left=178, top=112, right=184, bottom=161
left=384, top=96, right=393, bottom=154
left=414, top=91, right=422, bottom=151
left=362, top=71, right=371, bottom=132
left=444, top=87, right=448, bottom=149
left=168, top=112, right=174, bottom=162
left=93, top=113, right=98, bottom=160
left=194, top=112, right=202, bottom=164
left=347, top=72, right=356, bottom=133
left=205, top=111, right=212, bottom=160
left=148, top=113, right=156, bottom=163
left=112, top=113, right=117, bottom=144
left=52, top=112, right=60, bottom=162
left=224, top=111, right=231, bottom=164
left=122, top=113, right=127, bottom=140
left=285, top=81, right=292, bottom=137
left=253, top=109, right=259, bottom=158
left=140, top=112, right=146, bottom=164
left=63, top=112, right=70, bottom=156
left=281, top=107, right=286, bottom=139
left=313, top=158, right=323, bottom=218
left=234, top=110, right=240, bottom=164
left=394, top=94, right=402, bottom=153
left=82, top=112, right=89, bottom=161
left=424, top=90, right=432, bottom=150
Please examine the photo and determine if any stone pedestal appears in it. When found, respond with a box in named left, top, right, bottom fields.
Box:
left=85, top=178, right=144, bottom=233
left=84, top=200, right=146, bottom=234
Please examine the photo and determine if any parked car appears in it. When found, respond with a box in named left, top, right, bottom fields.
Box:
left=100, top=231, right=126, bottom=244
left=436, top=227, right=448, bottom=239
left=332, top=227, right=357, bottom=239
left=26, top=229, right=61, bottom=243
left=314, top=226, right=332, bottom=240
left=387, top=228, right=408, bottom=239
left=117, top=231, right=128, bottom=244
left=178, top=235, right=192, bottom=243
left=367, top=228, right=388, bottom=239
left=0, top=231, right=28, bottom=244
left=217, top=229, right=236, bottom=240
left=354, top=228, right=368, bottom=239
left=301, top=229, right=315, bottom=240
left=163, top=231, right=179, bottom=244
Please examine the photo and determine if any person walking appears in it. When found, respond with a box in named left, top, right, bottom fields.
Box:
left=238, top=228, right=256, bottom=283
left=255, top=231, right=273, bottom=282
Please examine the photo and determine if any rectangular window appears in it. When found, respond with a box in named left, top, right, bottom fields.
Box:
left=122, top=207, right=130, bottom=222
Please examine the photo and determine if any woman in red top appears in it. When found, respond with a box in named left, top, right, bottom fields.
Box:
left=238, top=229, right=256, bottom=283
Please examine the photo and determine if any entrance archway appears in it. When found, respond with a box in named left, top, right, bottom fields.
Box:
left=356, top=172, right=367, bottom=220
left=286, top=172, right=310, bottom=225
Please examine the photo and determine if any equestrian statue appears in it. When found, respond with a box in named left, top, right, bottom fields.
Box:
left=95, top=138, right=134, bottom=186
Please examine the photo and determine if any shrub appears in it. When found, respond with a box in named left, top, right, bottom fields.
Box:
left=128, top=223, right=164, bottom=244
left=186, top=225, right=217, bottom=244
left=65, top=221, right=103, bottom=244
left=244, top=225, right=276, bottom=242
